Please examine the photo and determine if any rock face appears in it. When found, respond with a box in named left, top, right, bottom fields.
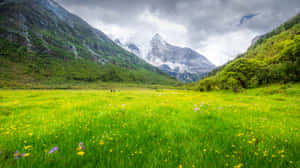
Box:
left=116, top=34, right=216, bottom=82
left=146, top=34, right=216, bottom=82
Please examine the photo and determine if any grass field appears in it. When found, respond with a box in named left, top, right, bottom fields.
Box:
left=0, top=84, right=299, bottom=168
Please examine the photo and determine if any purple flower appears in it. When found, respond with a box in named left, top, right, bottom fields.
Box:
left=194, top=107, right=199, bottom=112
left=79, top=142, right=84, bottom=150
left=14, top=151, right=20, bottom=160
left=49, top=146, right=58, bottom=154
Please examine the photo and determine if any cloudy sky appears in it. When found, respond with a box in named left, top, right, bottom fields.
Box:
left=56, top=0, right=300, bottom=66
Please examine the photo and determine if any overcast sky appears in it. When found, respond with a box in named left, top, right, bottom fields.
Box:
left=55, top=0, right=300, bottom=66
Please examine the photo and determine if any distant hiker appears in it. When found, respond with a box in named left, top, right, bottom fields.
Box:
left=118, top=90, right=120, bottom=92
left=110, top=89, right=112, bottom=92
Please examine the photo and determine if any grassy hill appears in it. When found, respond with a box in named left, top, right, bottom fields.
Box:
left=0, top=0, right=178, bottom=88
left=193, top=13, right=300, bottom=91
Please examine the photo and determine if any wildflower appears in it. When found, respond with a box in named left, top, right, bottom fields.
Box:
left=289, top=161, right=293, bottom=164
left=24, top=145, right=32, bottom=150
left=21, top=153, right=30, bottom=158
left=49, top=146, right=58, bottom=154
left=203, top=149, right=207, bottom=152
left=109, top=149, right=112, bottom=153
left=14, top=151, right=20, bottom=160
left=194, top=107, right=199, bottom=112
left=77, top=151, right=85, bottom=156
left=179, top=164, right=183, bottom=168
left=234, top=163, right=243, bottom=168
left=28, top=133, right=33, bottom=136
left=77, top=142, right=84, bottom=150
left=99, top=140, right=104, bottom=145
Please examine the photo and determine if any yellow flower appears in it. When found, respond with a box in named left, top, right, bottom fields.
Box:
left=77, top=151, right=85, bottom=156
left=28, top=133, right=33, bottom=136
left=99, top=140, right=104, bottom=146
left=248, top=141, right=252, bottom=144
left=24, top=145, right=32, bottom=150
left=109, top=149, right=112, bottom=153
left=289, top=161, right=293, bottom=164
left=203, top=149, right=207, bottom=152
left=179, top=164, right=183, bottom=168
left=234, top=163, right=243, bottom=168
left=23, top=153, right=30, bottom=157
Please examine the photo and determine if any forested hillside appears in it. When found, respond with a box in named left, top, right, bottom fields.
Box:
left=194, top=13, right=300, bottom=91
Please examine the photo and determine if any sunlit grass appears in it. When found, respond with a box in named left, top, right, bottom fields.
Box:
left=0, top=84, right=299, bottom=167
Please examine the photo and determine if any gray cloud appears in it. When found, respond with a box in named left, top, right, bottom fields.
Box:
left=55, top=0, right=300, bottom=65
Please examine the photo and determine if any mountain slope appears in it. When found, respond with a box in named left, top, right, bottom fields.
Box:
left=146, top=34, right=216, bottom=82
left=194, top=13, right=300, bottom=91
left=0, top=0, right=177, bottom=87
left=114, top=39, right=142, bottom=57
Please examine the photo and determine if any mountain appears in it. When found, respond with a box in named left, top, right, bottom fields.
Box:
left=0, top=0, right=177, bottom=87
left=146, top=34, right=215, bottom=82
left=194, top=13, right=300, bottom=91
left=114, top=39, right=141, bottom=57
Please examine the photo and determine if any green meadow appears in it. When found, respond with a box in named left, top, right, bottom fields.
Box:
left=0, top=84, right=299, bottom=168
